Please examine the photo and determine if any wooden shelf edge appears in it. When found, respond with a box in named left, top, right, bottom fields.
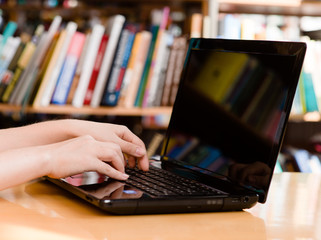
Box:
left=0, top=104, right=172, bottom=116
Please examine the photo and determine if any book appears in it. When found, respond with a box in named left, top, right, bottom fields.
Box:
left=301, top=71, right=319, bottom=112
left=141, top=7, right=170, bottom=108
left=134, top=25, right=159, bottom=107
left=190, top=13, right=203, bottom=38
left=0, top=34, right=30, bottom=99
left=144, top=31, right=172, bottom=107
left=10, top=15, right=62, bottom=106
left=51, top=32, right=86, bottom=105
left=0, top=21, right=17, bottom=58
left=0, top=36, right=21, bottom=82
left=66, top=32, right=90, bottom=104
left=161, top=36, right=182, bottom=106
left=151, top=34, right=173, bottom=107
left=168, top=36, right=187, bottom=106
left=83, top=34, right=109, bottom=105
left=100, top=24, right=137, bottom=106
left=28, top=31, right=60, bottom=105
left=202, top=15, right=211, bottom=38
left=72, top=24, right=105, bottom=108
left=117, top=30, right=152, bottom=108
left=33, top=29, right=67, bottom=107
left=90, top=15, right=125, bottom=108
left=35, top=21, right=77, bottom=107
left=2, top=36, right=38, bottom=103
left=5, top=24, right=45, bottom=104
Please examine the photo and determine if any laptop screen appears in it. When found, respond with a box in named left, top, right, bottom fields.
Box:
left=162, top=39, right=306, bottom=202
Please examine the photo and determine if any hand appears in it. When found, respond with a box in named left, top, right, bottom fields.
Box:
left=43, top=135, right=139, bottom=180
left=66, top=120, right=149, bottom=171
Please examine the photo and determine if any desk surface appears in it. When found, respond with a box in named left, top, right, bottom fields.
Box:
left=0, top=173, right=320, bottom=240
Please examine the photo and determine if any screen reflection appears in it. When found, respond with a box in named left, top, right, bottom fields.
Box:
left=165, top=49, right=295, bottom=192
left=63, top=172, right=143, bottom=200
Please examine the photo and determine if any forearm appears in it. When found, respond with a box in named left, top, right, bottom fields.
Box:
left=0, top=145, right=50, bottom=190
left=0, top=119, right=77, bottom=151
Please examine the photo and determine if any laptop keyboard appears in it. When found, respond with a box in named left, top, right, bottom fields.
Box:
left=125, top=165, right=225, bottom=197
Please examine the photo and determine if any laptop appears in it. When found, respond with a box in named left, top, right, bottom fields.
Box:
left=47, top=38, right=306, bottom=214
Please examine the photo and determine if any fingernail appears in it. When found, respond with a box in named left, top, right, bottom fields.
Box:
left=135, top=147, right=145, bottom=156
left=122, top=173, right=129, bottom=179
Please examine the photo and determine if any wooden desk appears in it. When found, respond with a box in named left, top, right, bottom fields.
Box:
left=0, top=173, right=320, bottom=240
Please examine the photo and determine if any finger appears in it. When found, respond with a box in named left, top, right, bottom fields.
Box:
left=114, top=126, right=149, bottom=171
left=118, top=139, right=146, bottom=158
left=127, top=155, right=136, bottom=168
left=96, top=142, right=126, bottom=173
left=97, top=161, right=129, bottom=180
left=116, top=126, right=146, bottom=149
left=117, top=139, right=149, bottom=171
left=137, top=155, right=150, bottom=171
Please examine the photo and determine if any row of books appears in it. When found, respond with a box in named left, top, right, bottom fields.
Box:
left=0, top=7, right=188, bottom=109
left=291, top=38, right=321, bottom=116
left=278, top=146, right=321, bottom=173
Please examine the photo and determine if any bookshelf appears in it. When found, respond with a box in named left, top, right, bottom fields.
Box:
left=0, top=0, right=212, bottom=120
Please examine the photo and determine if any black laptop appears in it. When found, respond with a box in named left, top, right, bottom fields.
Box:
left=47, top=38, right=306, bottom=214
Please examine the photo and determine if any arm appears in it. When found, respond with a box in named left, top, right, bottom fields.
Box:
left=0, top=119, right=149, bottom=171
left=0, top=119, right=149, bottom=190
left=0, top=135, right=138, bottom=190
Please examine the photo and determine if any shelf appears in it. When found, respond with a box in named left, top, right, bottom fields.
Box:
left=290, top=112, right=321, bottom=122
left=0, top=104, right=172, bottom=116
left=219, top=1, right=321, bottom=16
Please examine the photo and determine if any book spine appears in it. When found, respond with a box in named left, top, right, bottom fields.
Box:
left=39, top=21, right=77, bottom=106
left=0, top=21, right=17, bottom=58
left=0, top=37, right=21, bottom=81
left=169, top=37, right=187, bottom=105
left=134, top=25, right=159, bottom=107
left=2, top=41, right=36, bottom=102
left=190, top=13, right=203, bottom=38
left=113, top=30, right=136, bottom=105
left=66, top=33, right=90, bottom=105
left=121, top=31, right=152, bottom=108
left=141, top=7, right=170, bottom=108
left=101, top=27, right=135, bottom=106
left=72, top=24, right=105, bottom=108
left=117, top=31, right=142, bottom=107
left=152, top=34, right=173, bottom=107
left=7, top=25, right=45, bottom=105
left=161, top=37, right=179, bottom=106
left=0, top=33, right=31, bottom=95
left=90, top=14, right=125, bottom=108
left=51, top=32, right=86, bottom=105
left=11, top=16, right=62, bottom=106
left=83, top=34, right=109, bottom=105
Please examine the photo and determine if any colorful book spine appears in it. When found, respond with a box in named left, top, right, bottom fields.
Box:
left=118, top=31, right=152, bottom=108
left=134, top=25, right=159, bottom=107
left=0, top=37, right=21, bottom=81
left=2, top=40, right=37, bottom=102
left=72, top=24, right=105, bottom=108
left=90, top=14, right=125, bottom=108
left=0, top=34, right=28, bottom=98
left=66, top=33, right=90, bottom=104
left=101, top=25, right=136, bottom=106
left=12, top=15, right=62, bottom=106
left=142, top=6, right=170, bottom=107
left=51, top=32, right=86, bottom=105
left=39, top=21, right=77, bottom=106
left=0, top=21, right=17, bottom=58
left=83, top=34, right=109, bottom=105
